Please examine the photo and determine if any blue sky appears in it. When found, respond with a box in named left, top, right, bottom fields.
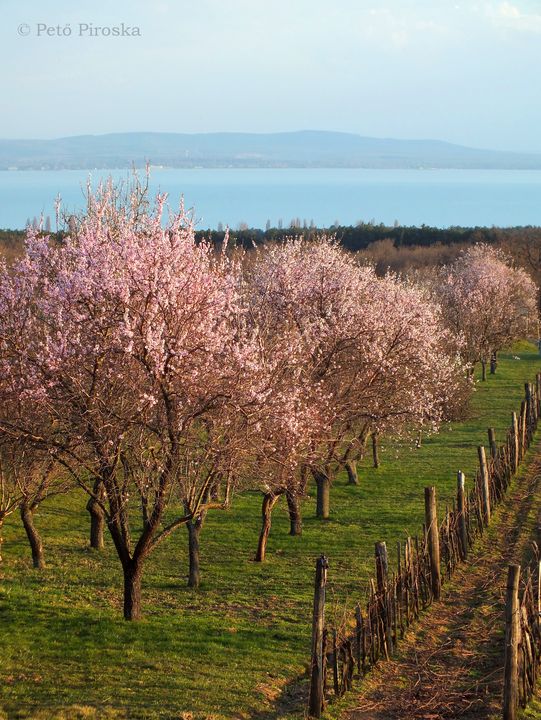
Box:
left=2, top=0, right=541, bottom=152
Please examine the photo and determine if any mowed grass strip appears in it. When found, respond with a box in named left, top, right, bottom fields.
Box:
left=1, top=341, right=540, bottom=720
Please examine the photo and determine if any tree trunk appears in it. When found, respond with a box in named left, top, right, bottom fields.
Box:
left=490, top=351, right=498, bottom=375
left=187, top=517, right=203, bottom=588
left=344, top=459, right=359, bottom=485
left=210, top=477, right=221, bottom=501
left=255, top=492, right=281, bottom=562
left=87, top=479, right=105, bottom=550
left=122, top=559, right=143, bottom=621
left=286, top=491, right=302, bottom=536
left=0, top=517, right=4, bottom=563
left=481, top=359, right=487, bottom=381
left=313, top=469, right=331, bottom=520
left=299, top=465, right=309, bottom=494
left=372, top=432, right=380, bottom=469
left=20, top=504, right=45, bottom=569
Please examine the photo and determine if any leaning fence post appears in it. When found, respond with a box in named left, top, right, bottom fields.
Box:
left=478, top=446, right=491, bottom=526
left=309, top=555, right=328, bottom=718
left=457, top=471, right=468, bottom=560
left=375, top=541, right=388, bottom=591
left=520, top=400, right=527, bottom=459
left=375, top=541, right=393, bottom=655
left=331, top=629, right=339, bottom=697
left=525, top=383, right=532, bottom=425
left=512, top=412, right=519, bottom=473
left=424, top=487, right=441, bottom=601
left=355, top=604, right=363, bottom=676
left=503, top=564, right=521, bottom=720
left=488, top=428, right=497, bottom=460
left=537, top=561, right=541, bottom=619
left=537, top=509, right=541, bottom=555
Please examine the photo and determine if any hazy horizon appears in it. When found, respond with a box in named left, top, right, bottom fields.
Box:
left=0, top=129, right=537, bottom=157
left=2, top=1, right=541, bottom=153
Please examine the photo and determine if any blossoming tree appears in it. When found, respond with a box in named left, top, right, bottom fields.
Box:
left=0, top=183, right=259, bottom=618
left=248, top=237, right=467, bottom=528
left=239, top=280, right=327, bottom=559
left=0, top=430, right=69, bottom=568
left=0, top=278, right=73, bottom=568
left=435, top=244, right=538, bottom=379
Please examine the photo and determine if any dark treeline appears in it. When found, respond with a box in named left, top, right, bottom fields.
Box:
left=3, top=224, right=541, bottom=284
left=0, top=229, right=25, bottom=243
left=196, top=222, right=541, bottom=252
left=4, top=222, right=541, bottom=251
left=199, top=224, right=541, bottom=291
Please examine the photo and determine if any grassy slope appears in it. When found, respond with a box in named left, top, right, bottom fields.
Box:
left=1, top=342, right=540, bottom=720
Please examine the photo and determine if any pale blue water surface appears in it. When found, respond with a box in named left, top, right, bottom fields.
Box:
left=1, top=168, right=541, bottom=230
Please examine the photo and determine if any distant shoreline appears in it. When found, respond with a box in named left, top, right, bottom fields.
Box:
left=4, top=166, right=541, bottom=172
left=2, top=130, right=540, bottom=171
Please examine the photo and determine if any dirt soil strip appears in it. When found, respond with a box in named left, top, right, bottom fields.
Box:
left=340, top=442, right=541, bottom=720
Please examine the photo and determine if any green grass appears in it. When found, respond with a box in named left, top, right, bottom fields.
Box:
left=1, top=342, right=540, bottom=720
left=522, top=698, right=541, bottom=719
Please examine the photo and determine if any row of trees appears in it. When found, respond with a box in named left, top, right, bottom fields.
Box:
left=0, top=182, right=537, bottom=620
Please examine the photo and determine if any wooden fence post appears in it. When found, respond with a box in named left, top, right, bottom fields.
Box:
left=537, top=561, right=541, bottom=618
left=375, top=541, right=393, bottom=655
left=331, top=629, right=339, bottom=697
left=457, top=471, right=468, bottom=560
left=478, top=446, right=491, bottom=526
left=396, top=541, right=404, bottom=637
left=424, top=487, right=441, bottom=601
left=488, top=428, right=497, bottom=460
left=512, top=412, right=519, bottom=473
left=520, top=400, right=527, bottom=460
left=530, top=382, right=538, bottom=422
left=503, top=564, right=521, bottom=720
left=309, top=555, right=328, bottom=718
left=355, top=604, right=364, bottom=675
left=537, top=509, right=541, bottom=554
left=525, top=383, right=532, bottom=425
left=375, top=541, right=388, bottom=591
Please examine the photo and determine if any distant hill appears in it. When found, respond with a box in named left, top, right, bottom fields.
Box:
left=1, top=131, right=540, bottom=170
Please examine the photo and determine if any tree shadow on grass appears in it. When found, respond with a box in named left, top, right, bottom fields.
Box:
left=248, top=673, right=309, bottom=720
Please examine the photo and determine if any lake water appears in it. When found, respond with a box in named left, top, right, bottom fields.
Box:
left=1, top=168, right=541, bottom=230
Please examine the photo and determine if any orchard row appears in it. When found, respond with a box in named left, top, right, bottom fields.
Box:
left=0, top=180, right=536, bottom=620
